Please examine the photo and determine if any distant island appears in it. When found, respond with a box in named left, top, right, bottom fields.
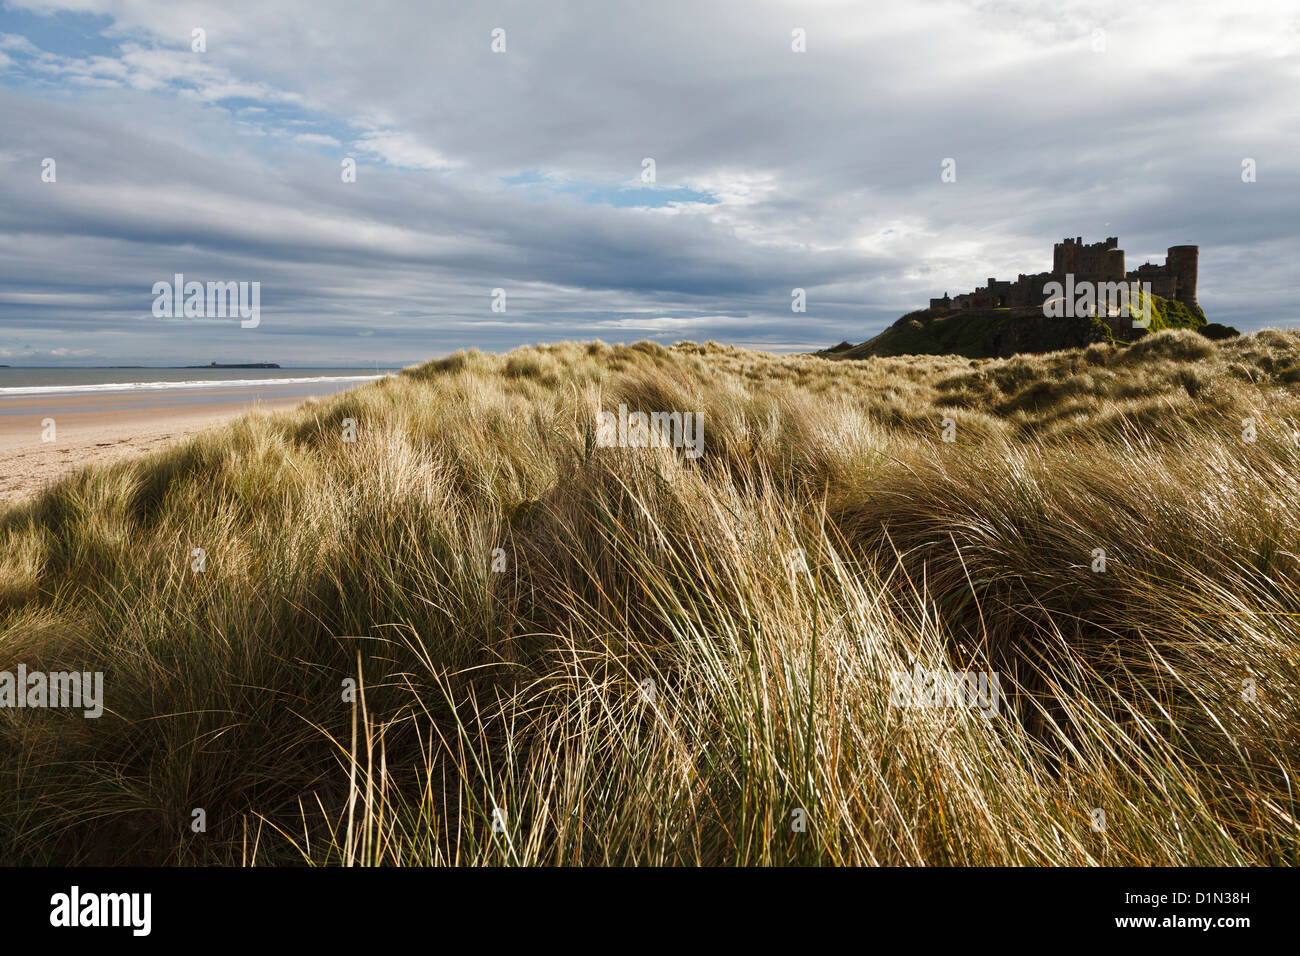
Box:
left=183, top=362, right=281, bottom=369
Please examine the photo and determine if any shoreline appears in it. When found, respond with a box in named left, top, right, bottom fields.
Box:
left=0, top=385, right=348, bottom=503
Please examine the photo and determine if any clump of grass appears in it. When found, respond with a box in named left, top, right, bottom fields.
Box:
left=1, top=331, right=1299, bottom=865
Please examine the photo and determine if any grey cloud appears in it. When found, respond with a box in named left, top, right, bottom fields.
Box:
left=0, top=0, right=1297, bottom=365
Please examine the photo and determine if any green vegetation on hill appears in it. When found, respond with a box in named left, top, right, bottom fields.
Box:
left=834, top=291, right=1207, bottom=360
left=2, top=331, right=1300, bottom=865
left=1201, top=322, right=1242, bottom=340
left=837, top=307, right=1112, bottom=359
left=1132, top=288, right=1207, bottom=334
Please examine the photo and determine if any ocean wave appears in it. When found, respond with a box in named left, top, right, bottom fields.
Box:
left=0, top=375, right=386, bottom=397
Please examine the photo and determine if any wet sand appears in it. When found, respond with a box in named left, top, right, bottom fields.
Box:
left=0, top=387, right=328, bottom=503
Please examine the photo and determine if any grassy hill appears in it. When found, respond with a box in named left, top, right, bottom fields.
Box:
left=2, top=330, right=1299, bottom=865
left=833, top=291, right=1209, bottom=360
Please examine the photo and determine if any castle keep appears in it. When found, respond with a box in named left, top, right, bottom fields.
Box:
left=929, top=237, right=1199, bottom=313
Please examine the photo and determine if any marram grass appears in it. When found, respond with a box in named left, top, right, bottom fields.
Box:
left=1, top=331, right=1298, bottom=865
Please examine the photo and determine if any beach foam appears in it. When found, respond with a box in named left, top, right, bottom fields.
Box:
left=0, top=374, right=385, bottom=397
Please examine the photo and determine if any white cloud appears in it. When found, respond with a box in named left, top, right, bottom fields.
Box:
left=353, top=129, right=459, bottom=171
left=293, top=132, right=341, bottom=148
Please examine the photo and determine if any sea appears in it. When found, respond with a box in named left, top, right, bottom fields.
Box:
left=0, top=367, right=401, bottom=419
left=0, top=367, right=395, bottom=400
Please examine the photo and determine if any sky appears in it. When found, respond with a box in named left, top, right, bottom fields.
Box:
left=0, top=0, right=1297, bottom=367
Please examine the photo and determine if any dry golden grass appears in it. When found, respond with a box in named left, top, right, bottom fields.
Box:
left=1, top=329, right=1298, bottom=865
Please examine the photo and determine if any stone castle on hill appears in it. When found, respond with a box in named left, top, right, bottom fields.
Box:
left=929, top=237, right=1199, bottom=313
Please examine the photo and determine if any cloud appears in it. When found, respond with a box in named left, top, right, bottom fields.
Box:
left=294, top=132, right=340, bottom=149
left=352, top=129, right=459, bottom=171
left=0, top=0, right=1296, bottom=366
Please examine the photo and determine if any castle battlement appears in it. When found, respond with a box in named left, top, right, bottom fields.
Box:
left=929, top=237, right=1199, bottom=314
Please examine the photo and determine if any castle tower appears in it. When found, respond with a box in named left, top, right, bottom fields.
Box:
left=1166, top=246, right=1198, bottom=308
left=1053, top=238, right=1078, bottom=274
left=1105, top=246, right=1126, bottom=281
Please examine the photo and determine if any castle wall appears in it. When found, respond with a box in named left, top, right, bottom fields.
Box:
left=1128, top=262, right=1177, bottom=301
left=936, top=237, right=1198, bottom=313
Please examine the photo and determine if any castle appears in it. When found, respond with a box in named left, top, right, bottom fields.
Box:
left=929, top=237, right=1199, bottom=314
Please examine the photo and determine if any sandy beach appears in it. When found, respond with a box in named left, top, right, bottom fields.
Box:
left=0, top=387, right=326, bottom=503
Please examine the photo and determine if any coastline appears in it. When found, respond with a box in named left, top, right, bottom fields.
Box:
left=0, top=384, right=356, bottom=503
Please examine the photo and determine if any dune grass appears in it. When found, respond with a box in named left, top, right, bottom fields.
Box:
left=2, top=330, right=1299, bottom=865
